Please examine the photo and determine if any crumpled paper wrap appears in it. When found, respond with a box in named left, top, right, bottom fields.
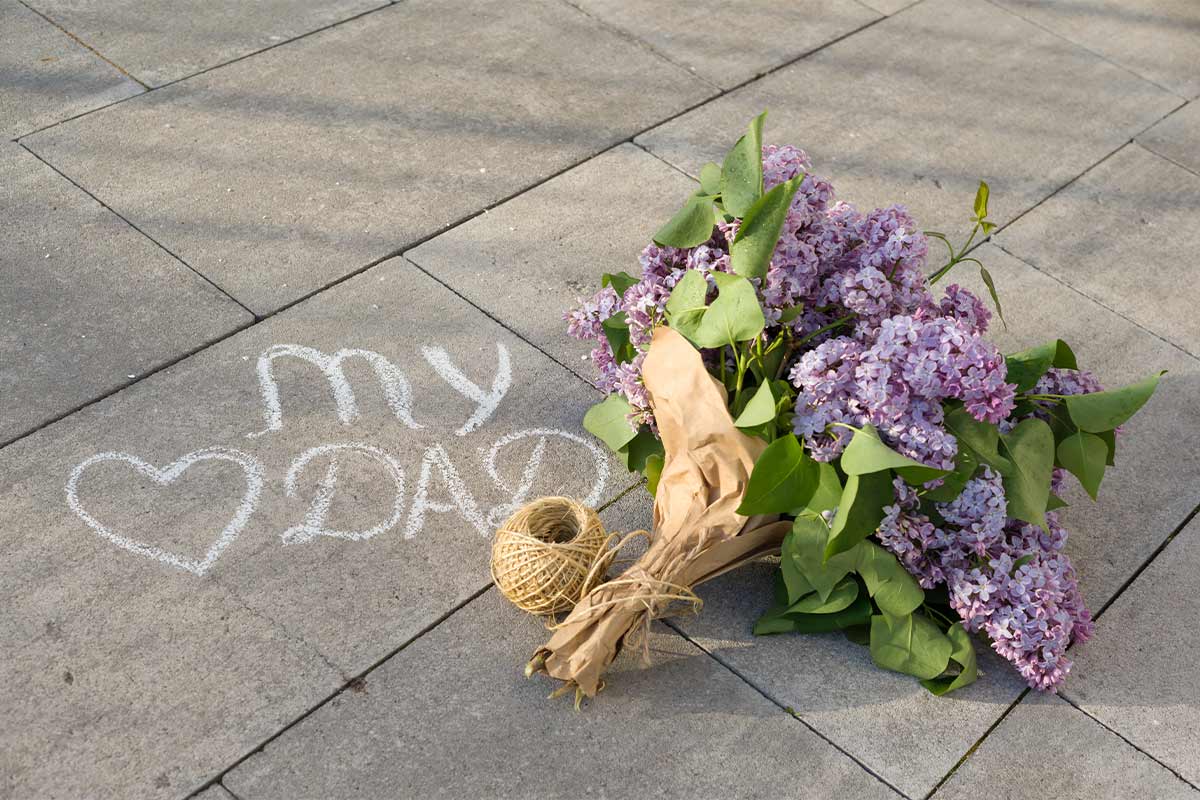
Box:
left=527, top=326, right=791, bottom=698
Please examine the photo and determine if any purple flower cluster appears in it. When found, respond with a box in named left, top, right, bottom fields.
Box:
left=789, top=311, right=1014, bottom=467
left=878, top=469, right=1093, bottom=691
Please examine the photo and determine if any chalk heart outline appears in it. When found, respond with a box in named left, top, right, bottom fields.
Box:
left=66, top=447, right=265, bottom=577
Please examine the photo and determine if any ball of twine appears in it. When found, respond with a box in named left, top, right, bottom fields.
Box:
left=492, top=496, right=622, bottom=616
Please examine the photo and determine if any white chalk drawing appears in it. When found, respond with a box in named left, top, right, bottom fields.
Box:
left=404, top=443, right=489, bottom=539
left=281, top=443, right=406, bottom=545
left=484, top=428, right=609, bottom=529
left=248, top=345, right=423, bottom=438
left=65, top=447, right=264, bottom=577
left=421, top=342, right=511, bottom=436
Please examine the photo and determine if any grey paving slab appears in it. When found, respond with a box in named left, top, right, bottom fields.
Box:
left=0, top=0, right=141, bottom=138
left=996, top=144, right=1200, bottom=358
left=23, top=0, right=716, bottom=316
left=0, top=141, right=251, bottom=445
left=935, top=694, right=1199, bottom=800
left=0, top=256, right=626, bottom=797
left=224, top=589, right=901, bottom=800
left=636, top=0, right=1178, bottom=243
left=951, top=244, right=1200, bottom=610
left=1063, top=516, right=1200, bottom=787
left=568, top=0, right=878, bottom=89
left=194, top=784, right=237, bottom=800
left=857, top=0, right=920, bottom=14
left=25, top=0, right=388, bottom=87
left=407, top=144, right=695, bottom=380
left=992, top=0, right=1200, bottom=99
left=1139, top=102, right=1200, bottom=175
left=676, top=561, right=1027, bottom=799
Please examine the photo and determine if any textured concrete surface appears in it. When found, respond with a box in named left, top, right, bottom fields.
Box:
left=1064, top=516, right=1200, bottom=787
left=935, top=693, right=1200, bottom=799
left=408, top=144, right=695, bottom=379
left=676, top=562, right=1027, bottom=799
left=637, top=0, right=1179, bottom=242
left=996, top=145, right=1200, bottom=358
left=0, top=0, right=140, bottom=138
left=1138, top=102, right=1200, bottom=174
left=569, top=0, right=878, bottom=89
left=0, top=141, right=251, bottom=444
left=24, top=0, right=388, bottom=87
left=224, top=590, right=901, bottom=800
left=0, top=258, right=624, bottom=796
left=952, top=244, right=1200, bottom=610
left=22, top=0, right=714, bottom=315
left=4, top=0, right=1199, bottom=795
left=992, top=0, right=1200, bottom=100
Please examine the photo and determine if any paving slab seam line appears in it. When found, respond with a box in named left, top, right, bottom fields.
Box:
left=219, top=782, right=246, bottom=800
left=1093, top=498, right=1200, bottom=621
left=14, top=0, right=149, bottom=89
left=556, top=0, right=722, bottom=92
left=1056, top=692, right=1200, bottom=792
left=923, top=687, right=1031, bottom=799
left=185, top=581, right=496, bottom=799
left=978, top=0, right=1187, bottom=100
left=990, top=240, right=1200, bottom=364
left=11, top=0, right=408, bottom=142
left=661, top=618, right=913, bottom=800
left=1136, top=141, right=1200, bottom=182
left=15, top=142, right=255, bottom=316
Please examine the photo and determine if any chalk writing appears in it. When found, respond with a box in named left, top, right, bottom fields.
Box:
left=421, top=342, right=511, bottom=436
left=65, top=448, right=264, bottom=577
left=282, top=443, right=406, bottom=545
left=484, top=428, right=608, bottom=529
left=248, top=345, right=422, bottom=438
left=403, top=443, right=489, bottom=539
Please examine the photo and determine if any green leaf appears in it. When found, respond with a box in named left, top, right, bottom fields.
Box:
left=997, top=417, right=1056, bottom=530
left=644, top=454, right=664, bottom=497
left=699, top=162, right=723, bottom=196
left=653, top=192, right=716, bottom=248
left=737, top=434, right=818, bottom=515
left=694, top=272, right=766, bottom=348
left=944, top=405, right=1012, bottom=474
left=1056, top=430, right=1107, bottom=500
left=1098, top=429, right=1117, bottom=466
left=734, top=381, right=776, bottom=428
left=778, top=304, right=805, bottom=323
left=754, top=593, right=872, bottom=636
left=979, top=266, right=1004, bottom=325
left=664, top=269, right=709, bottom=344
left=1046, top=492, right=1068, bottom=511
left=806, top=461, right=843, bottom=514
left=1004, top=340, right=1078, bottom=393
left=920, top=623, right=978, bottom=695
left=582, top=394, right=637, bottom=452
left=856, top=541, right=924, bottom=616
left=870, top=612, right=954, bottom=681
left=601, top=271, right=639, bottom=297
left=730, top=175, right=804, bottom=279
left=973, top=180, right=990, bottom=220
left=618, top=427, right=663, bottom=473
left=720, top=111, right=766, bottom=217
left=923, top=449, right=978, bottom=502
left=790, top=577, right=859, bottom=614
left=839, top=423, right=947, bottom=484
left=1065, top=372, right=1164, bottom=433
left=781, top=530, right=815, bottom=603
left=843, top=623, right=871, bottom=646
left=826, top=470, right=893, bottom=559
left=601, top=312, right=634, bottom=364
left=791, top=515, right=858, bottom=602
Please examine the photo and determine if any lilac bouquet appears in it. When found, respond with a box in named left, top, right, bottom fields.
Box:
left=568, top=112, right=1162, bottom=694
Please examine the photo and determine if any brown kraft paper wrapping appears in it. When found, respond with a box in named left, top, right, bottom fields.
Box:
left=528, top=326, right=791, bottom=698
